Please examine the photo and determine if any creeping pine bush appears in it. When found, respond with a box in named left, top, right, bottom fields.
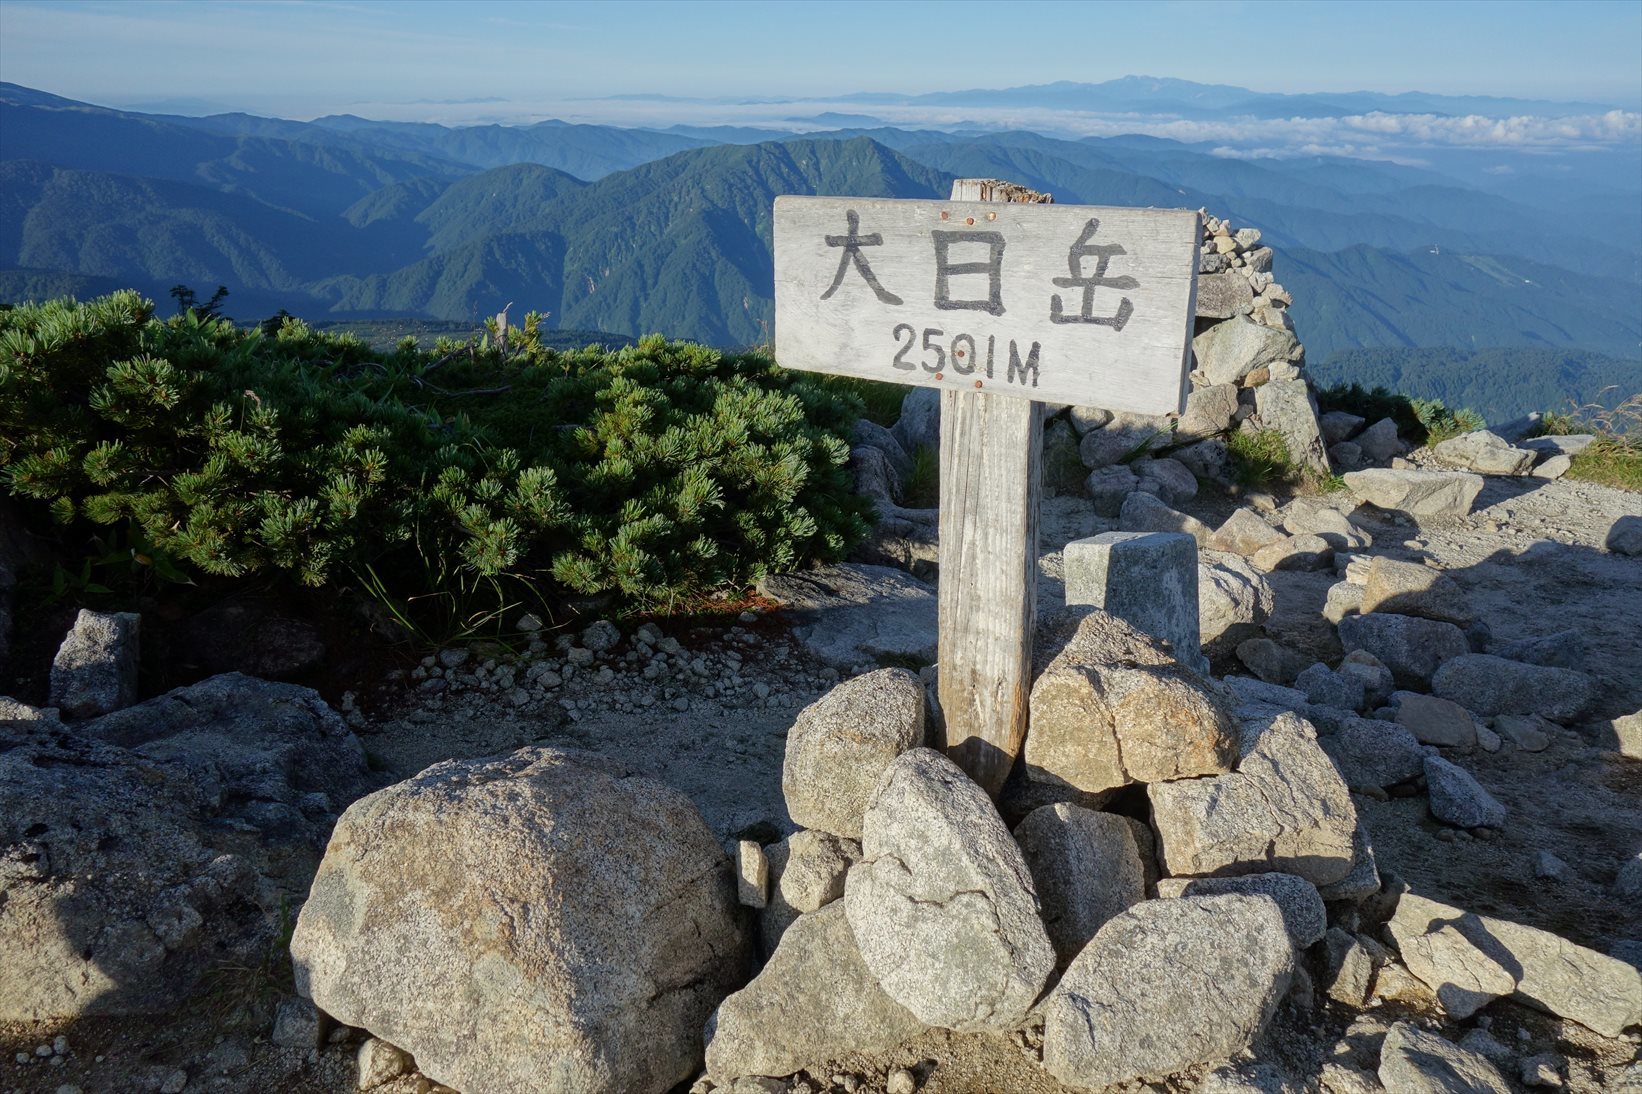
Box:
left=0, top=292, right=871, bottom=609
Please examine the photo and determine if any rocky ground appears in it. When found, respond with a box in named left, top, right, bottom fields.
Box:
left=5, top=462, right=1640, bottom=1094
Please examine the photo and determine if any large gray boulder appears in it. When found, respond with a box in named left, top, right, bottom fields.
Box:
left=1149, top=709, right=1358, bottom=886
left=1343, top=469, right=1484, bottom=519
left=1026, top=608, right=1238, bottom=797
left=843, top=748, right=1054, bottom=1032
left=2, top=676, right=366, bottom=1021
left=1337, top=612, right=1470, bottom=688
left=1192, top=316, right=1300, bottom=386
left=781, top=668, right=925, bottom=839
left=1431, top=654, right=1596, bottom=723
left=1389, top=892, right=1642, bottom=1038
left=80, top=673, right=368, bottom=840
left=705, top=904, right=924, bottom=1081
left=756, top=564, right=936, bottom=669
left=0, top=724, right=269, bottom=1020
left=290, top=747, right=748, bottom=1094
left=49, top=608, right=140, bottom=718
left=1041, top=894, right=1294, bottom=1091
left=1013, top=803, right=1152, bottom=967
left=1378, top=1022, right=1512, bottom=1094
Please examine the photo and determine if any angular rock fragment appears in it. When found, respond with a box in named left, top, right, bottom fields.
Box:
left=1337, top=612, right=1469, bottom=688
left=1155, top=872, right=1325, bottom=947
left=1394, top=692, right=1478, bottom=748
left=759, top=829, right=861, bottom=956
left=1255, top=380, right=1330, bottom=475
left=49, top=609, right=140, bottom=719
left=1148, top=709, right=1358, bottom=886
left=1360, top=557, right=1473, bottom=625
left=1084, top=463, right=1139, bottom=516
left=1014, top=803, right=1152, bottom=966
left=1295, top=662, right=1365, bottom=712
left=706, top=904, right=925, bottom=1080
left=1193, top=316, right=1300, bottom=387
left=1252, top=533, right=1334, bottom=573
left=1378, top=1022, right=1511, bottom=1094
left=1424, top=756, right=1506, bottom=829
left=1042, top=894, right=1294, bottom=1090
left=781, top=668, right=925, bottom=838
left=1390, top=892, right=1642, bottom=1038
left=757, top=564, right=937, bottom=670
left=1430, top=430, right=1536, bottom=476
left=1431, top=654, right=1596, bottom=723
left=1320, top=717, right=1425, bottom=790
left=1210, top=509, right=1285, bottom=557
left=1198, top=551, right=1275, bottom=649
left=1026, top=609, right=1238, bottom=796
left=1119, top=490, right=1213, bottom=547
left=844, top=749, right=1053, bottom=1032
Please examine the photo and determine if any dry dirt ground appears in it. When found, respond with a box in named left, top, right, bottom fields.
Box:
left=4, top=475, right=1641, bottom=1094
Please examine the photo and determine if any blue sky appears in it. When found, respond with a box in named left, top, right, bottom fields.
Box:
left=2, top=0, right=1639, bottom=122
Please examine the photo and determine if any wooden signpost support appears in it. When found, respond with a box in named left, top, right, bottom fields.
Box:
left=774, top=180, right=1199, bottom=796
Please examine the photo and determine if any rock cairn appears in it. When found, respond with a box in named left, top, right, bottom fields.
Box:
left=705, top=609, right=1362, bottom=1090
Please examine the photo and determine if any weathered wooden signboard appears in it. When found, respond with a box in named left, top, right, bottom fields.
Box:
left=773, top=181, right=1199, bottom=796
left=774, top=194, right=1200, bottom=416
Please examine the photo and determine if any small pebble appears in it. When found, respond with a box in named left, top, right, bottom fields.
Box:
left=160, top=1070, right=188, bottom=1094
left=51, top=1036, right=68, bottom=1056
left=887, top=1068, right=918, bottom=1094
left=34, top=1045, right=52, bottom=1058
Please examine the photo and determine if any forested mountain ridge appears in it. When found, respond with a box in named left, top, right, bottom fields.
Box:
left=2, top=82, right=1637, bottom=399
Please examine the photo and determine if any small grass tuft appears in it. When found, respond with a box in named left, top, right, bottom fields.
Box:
left=1541, top=390, right=1642, bottom=492
left=1226, top=428, right=1299, bottom=490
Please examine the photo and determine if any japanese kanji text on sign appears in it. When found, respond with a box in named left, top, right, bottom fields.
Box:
left=773, top=196, right=1199, bottom=415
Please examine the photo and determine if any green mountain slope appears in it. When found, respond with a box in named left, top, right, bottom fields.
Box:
left=1311, top=348, right=1640, bottom=422
left=1283, top=244, right=1642, bottom=362
left=0, top=160, right=354, bottom=290
left=306, top=114, right=711, bottom=177
left=313, top=137, right=949, bottom=342
left=0, top=83, right=472, bottom=217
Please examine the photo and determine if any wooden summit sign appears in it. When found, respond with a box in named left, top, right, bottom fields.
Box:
left=774, top=189, right=1199, bottom=415
left=774, top=180, right=1200, bottom=796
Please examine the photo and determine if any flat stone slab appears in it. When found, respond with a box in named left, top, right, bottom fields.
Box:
left=758, top=564, right=936, bottom=668
left=1343, top=469, right=1484, bottom=519
left=1389, top=892, right=1642, bottom=1038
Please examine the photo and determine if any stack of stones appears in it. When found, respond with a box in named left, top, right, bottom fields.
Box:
left=704, top=608, right=1372, bottom=1092
left=846, top=212, right=1341, bottom=570
left=1046, top=211, right=1331, bottom=513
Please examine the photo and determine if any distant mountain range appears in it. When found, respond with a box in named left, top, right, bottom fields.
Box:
left=2, top=80, right=1638, bottom=417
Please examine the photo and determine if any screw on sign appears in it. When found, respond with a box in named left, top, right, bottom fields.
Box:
left=774, top=180, right=1200, bottom=795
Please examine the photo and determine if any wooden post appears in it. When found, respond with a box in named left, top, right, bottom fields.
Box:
left=938, top=178, right=1049, bottom=796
